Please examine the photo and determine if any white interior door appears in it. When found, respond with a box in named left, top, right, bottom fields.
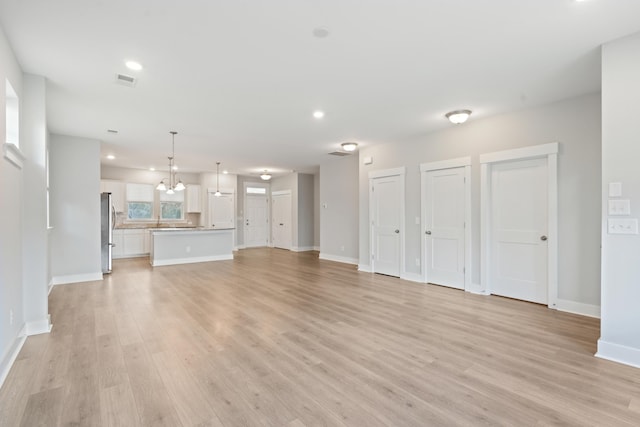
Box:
left=424, top=167, right=465, bottom=289
left=272, top=192, right=292, bottom=250
left=245, top=194, right=269, bottom=247
left=372, top=175, right=402, bottom=277
left=208, top=192, right=234, bottom=229
left=490, top=158, right=548, bottom=304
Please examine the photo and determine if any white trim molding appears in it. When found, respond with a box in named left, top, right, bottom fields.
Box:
left=0, top=325, right=26, bottom=389
left=51, top=272, right=103, bottom=285
left=420, top=156, right=471, bottom=172
left=358, top=264, right=372, bottom=273
left=292, top=246, right=316, bottom=252
left=480, top=142, right=559, bottom=309
left=368, top=166, right=406, bottom=179
left=596, top=340, right=640, bottom=369
left=401, top=272, right=423, bottom=283
left=26, top=315, right=52, bottom=336
left=319, top=253, right=358, bottom=265
left=3, top=142, right=25, bottom=169
left=271, top=189, right=292, bottom=196
left=479, top=142, right=559, bottom=164
left=151, top=254, right=233, bottom=267
left=556, top=300, right=600, bottom=318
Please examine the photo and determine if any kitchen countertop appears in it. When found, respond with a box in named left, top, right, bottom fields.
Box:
left=150, top=227, right=234, bottom=232
left=115, top=224, right=199, bottom=230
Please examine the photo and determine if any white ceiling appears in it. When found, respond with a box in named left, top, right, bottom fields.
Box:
left=1, top=0, right=639, bottom=177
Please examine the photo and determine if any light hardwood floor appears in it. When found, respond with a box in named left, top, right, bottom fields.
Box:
left=2, top=248, right=640, bottom=426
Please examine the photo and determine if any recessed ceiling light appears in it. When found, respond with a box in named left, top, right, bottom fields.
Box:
left=149, top=167, right=155, bottom=171
left=445, top=109, right=472, bottom=124
left=341, top=142, right=358, bottom=152
left=106, top=155, right=115, bottom=160
left=313, top=110, right=325, bottom=119
left=223, top=170, right=229, bottom=174
left=312, top=27, right=330, bottom=38
left=125, top=61, right=143, bottom=71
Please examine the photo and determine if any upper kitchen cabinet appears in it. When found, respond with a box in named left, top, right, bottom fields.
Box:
left=100, top=179, right=125, bottom=213
left=186, top=184, right=202, bottom=213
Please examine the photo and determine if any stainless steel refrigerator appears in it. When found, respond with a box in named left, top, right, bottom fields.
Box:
left=101, top=192, right=115, bottom=273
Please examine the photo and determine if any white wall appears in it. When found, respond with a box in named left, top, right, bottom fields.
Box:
left=50, top=134, right=102, bottom=284
left=358, top=93, right=602, bottom=313
left=0, top=25, right=26, bottom=386
left=313, top=173, right=320, bottom=249
left=598, top=31, right=640, bottom=368
left=297, top=173, right=315, bottom=250
left=21, top=74, right=50, bottom=335
left=320, top=154, right=359, bottom=264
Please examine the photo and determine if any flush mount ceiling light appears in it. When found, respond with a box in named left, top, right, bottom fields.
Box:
left=313, top=110, right=325, bottom=119
left=445, top=109, right=472, bottom=124
left=156, top=131, right=185, bottom=193
left=125, top=61, right=143, bottom=71
left=341, top=142, right=358, bottom=152
left=260, top=170, right=272, bottom=181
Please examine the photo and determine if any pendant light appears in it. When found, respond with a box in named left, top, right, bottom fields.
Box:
left=156, top=131, right=185, bottom=193
left=214, top=162, right=222, bottom=197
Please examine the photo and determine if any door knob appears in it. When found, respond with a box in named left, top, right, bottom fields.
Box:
left=394, top=229, right=400, bottom=234
left=540, top=235, right=548, bottom=241
left=425, top=230, right=432, bottom=235
left=280, top=223, right=284, bottom=226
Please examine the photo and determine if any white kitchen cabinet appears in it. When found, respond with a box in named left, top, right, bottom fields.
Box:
left=101, top=180, right=126, bottom=213
left=112, top=229, right=124, bottom=258
left=113, top=229, right=149, bottom=258
left=186, top=184, right=201, bottom=213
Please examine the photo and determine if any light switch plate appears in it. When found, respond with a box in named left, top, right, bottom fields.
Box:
left=608, top=218, right=638, bottom=235
left=608, top=199, right=631, bottom=216
left=609, top=182, right=622, bottom=197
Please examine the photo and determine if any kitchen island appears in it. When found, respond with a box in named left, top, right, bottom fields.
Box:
left=149, top=228, right=234, bottom=267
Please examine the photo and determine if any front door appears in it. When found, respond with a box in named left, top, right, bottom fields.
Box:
left=424, top=167, right=466, bottom=289
left=371, top=175, right=402, bottom=277
left=245, top=194, right=269, bottom=247
left=490, top=158, right=548, bottom=304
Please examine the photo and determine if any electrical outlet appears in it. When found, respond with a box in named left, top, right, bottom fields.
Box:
left=9, top=309, right=13, bottom=325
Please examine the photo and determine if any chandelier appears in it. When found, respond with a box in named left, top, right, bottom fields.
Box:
left=156, top=131, right=185, bottom=194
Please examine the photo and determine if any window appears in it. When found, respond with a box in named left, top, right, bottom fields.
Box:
left=246, top=187, right=267, bottom=194
left=5, top=79, right=19, bottom=148
left=160, top=190, right=184, bottom=220
left=126, top=183, right=154, bottom=220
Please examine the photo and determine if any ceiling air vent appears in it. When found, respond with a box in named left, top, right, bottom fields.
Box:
left=115, top=73, right=137, bottom=87
left=328, top=151, right=351, bottom=156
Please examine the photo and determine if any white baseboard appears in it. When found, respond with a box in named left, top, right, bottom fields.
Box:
left=358, top=264, right=372, bottom=273
left=401, top=272, right=423, bottom=283
left=313, top=246, right=320, bottom=251
left=596, top=339, right=640, bottom=369
left=319, top=253, right=358, bottom=265
left=151, top=254, right=233, bottom=267
left=556, top=299, right=600, bottom=318
left=292, top=246, right=316, bottom=252
left=0, top=324, right=26, bottom=390
left=466, top=283, right=490, bottom=295
left=234, top=245, right=246, bottom=250
left=51, top=272, right=103, bottom=285
left=26, top=315, right=52, bottom=336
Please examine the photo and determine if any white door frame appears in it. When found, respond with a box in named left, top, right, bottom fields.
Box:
left=243, top=181, right=270, bottom=249
left=368, top=167, right=406, bottom=276
left=480, top=142, right=558, bottom=309
left=420, top=157, right=472, bottom=290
